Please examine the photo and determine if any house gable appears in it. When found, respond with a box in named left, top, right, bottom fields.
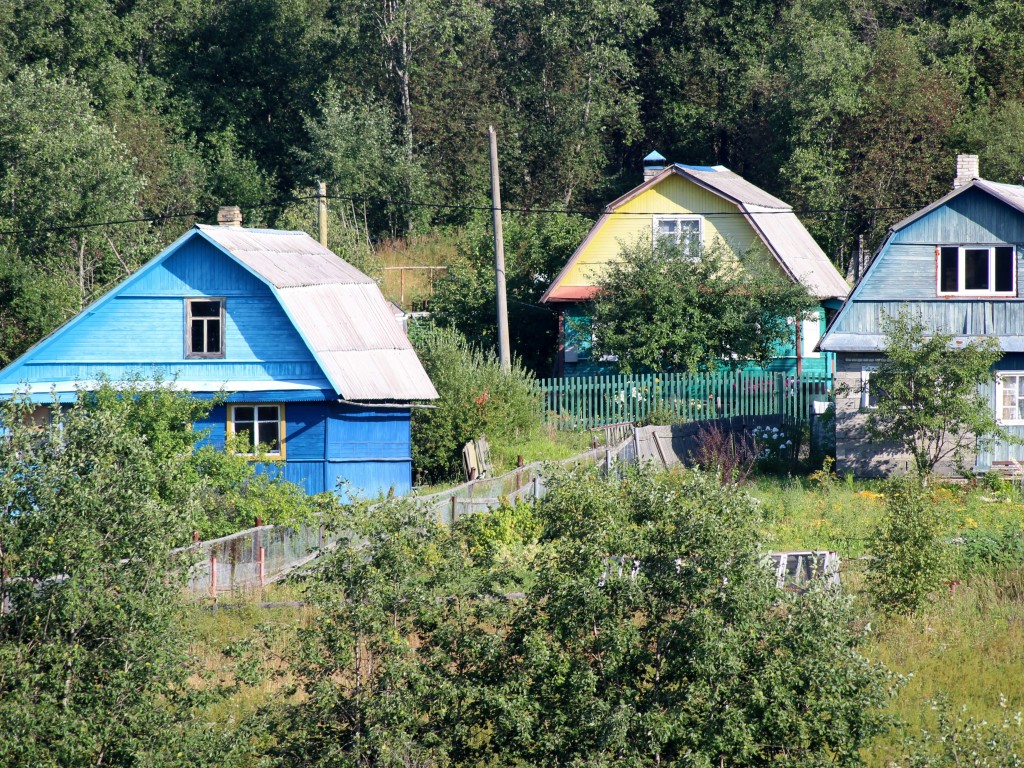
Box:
left=0, top=231, right=330, bottom=399
left=821, top=184, right=1024, bottom=352
left=542, top=169, right=765, bottom=302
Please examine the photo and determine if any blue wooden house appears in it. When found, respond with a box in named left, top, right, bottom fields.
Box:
left=820, top=155, right=1024, bottom=476
left=0, top=215, right=439, bottom=497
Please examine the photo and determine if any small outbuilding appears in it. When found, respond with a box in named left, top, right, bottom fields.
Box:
left=0, top=213, right=438, bottom=497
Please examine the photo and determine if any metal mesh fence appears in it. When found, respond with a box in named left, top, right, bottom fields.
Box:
left=179, top=427, right=639, bottom=595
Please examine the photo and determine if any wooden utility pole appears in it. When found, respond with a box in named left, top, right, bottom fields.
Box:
left=488, top=126, right=511, bottom=372
left=317, top=180, right=328, bottom=247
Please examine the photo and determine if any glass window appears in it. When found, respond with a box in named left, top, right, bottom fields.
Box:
left=937, top=245, right=1016, bottom=296
left=653, top=215, right=702, bottom=255
left=998, top=374, right=1024, bottom=424
left=186, top=298, right=224, bottom=358
left=229, top=404, right=284, bottom=456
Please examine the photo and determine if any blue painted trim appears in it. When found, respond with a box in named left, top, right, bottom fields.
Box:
left=326, top=457, right=412, bottom=463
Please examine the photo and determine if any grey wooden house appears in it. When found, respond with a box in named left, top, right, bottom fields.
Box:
left=820, top=155, right=1024, bottom=476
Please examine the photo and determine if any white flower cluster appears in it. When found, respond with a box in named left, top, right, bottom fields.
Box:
left=752, top=424, right=793, bottom=459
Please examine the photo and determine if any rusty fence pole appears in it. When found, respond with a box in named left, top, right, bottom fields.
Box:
left=449, top=495, right=456, bottom=524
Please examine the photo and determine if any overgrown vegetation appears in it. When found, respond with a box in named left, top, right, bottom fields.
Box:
left=264, top=466, right=895, bottom=766
left=867, top=309, right=1007, bottom=475
left=409, top=323, right=541, bottom=482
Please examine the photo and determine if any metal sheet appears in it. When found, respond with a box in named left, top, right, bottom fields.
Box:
left=318, top=349, right=440, bottom=401
left=197, top=226, right=438, bottom=401
left=197, top=225, right=373, bottom=287
left=745, top=206, right=851, bottom=299
left=679, top=165, right=791, bottom=209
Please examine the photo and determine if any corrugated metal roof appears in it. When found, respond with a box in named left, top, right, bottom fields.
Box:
left=675, top=165, right=791, bottom=209
left=744, top=206, right=852, bottom=299
left=197, top=226, right=438, bottom=401
left=197, top=225, right=372, bottom=287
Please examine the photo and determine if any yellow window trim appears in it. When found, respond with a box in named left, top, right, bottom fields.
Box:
left=226, top=402, right=287, bottom=461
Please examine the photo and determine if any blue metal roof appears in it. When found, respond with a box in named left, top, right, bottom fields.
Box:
left=643, top=150, right=667, bottom=163
left=674, top=162, right=722, bottom=173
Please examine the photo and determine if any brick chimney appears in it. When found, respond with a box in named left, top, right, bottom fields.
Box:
left=954, top=154, right=979, bottom=190
left=643, top=150, right=667, bottom=182
left=217, top=205, right=243, bottom=227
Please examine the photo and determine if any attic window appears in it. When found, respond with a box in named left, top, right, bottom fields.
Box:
left=186, top=298, right=224, bottom=358
left=938, top=245, right=1015, bottom=296
left=653, top=215, right=702, bottom=255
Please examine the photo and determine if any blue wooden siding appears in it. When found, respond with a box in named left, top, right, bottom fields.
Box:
left=834, top=186, right=1024, bottom=338
left=196, top=402, right=412, bottom=499
left=0, top=237, right=330, bottom=390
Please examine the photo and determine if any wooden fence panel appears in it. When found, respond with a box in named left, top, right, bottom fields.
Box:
left=538, top=370, right=832, bottom=430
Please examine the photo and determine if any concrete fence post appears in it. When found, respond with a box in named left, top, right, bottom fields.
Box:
left=209, top=554, right=217, bottom=599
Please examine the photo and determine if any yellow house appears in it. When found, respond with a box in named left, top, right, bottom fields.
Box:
left=540, top=152, right=850, bottom=377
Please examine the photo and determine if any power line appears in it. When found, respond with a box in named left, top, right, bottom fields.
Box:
left=0, top=194, right=318, bottom=239
left=0, top=187, right=914, bottom=241
left=325, top=191, right=917, bottom=219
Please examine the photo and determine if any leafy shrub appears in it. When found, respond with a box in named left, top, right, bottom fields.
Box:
left=409, top=323, right=540, bottom=482
left=894, top=696, right=1024, bottom=767
left=692, top=423, right=758, bottom=484
left=955, top=526, right=1024, bottom=577
left=454, top=497, right=541, bottom=565
left=868, top=474, right=950, bottom=614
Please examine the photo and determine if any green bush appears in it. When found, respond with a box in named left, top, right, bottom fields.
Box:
left=955, top=526, right=1024, bottom=577
left=409, top=323, right=540, bottom=482
left=868, top=474, right=950, bottom=614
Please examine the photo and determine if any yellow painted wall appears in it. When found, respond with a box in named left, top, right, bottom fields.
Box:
left=559, top=173, right=769, bottom=288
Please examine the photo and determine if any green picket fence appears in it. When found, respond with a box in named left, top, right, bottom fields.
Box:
left=536, top=371, right=831, bottom=430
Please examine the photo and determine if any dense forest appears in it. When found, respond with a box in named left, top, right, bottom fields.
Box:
left=1, top=0, right=1023, bottom=364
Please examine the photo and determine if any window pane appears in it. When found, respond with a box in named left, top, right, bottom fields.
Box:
left=996, top=246, right=1015, bottom=292
left=940, top=247, right=958, bottom=292
left=259, top=420, right=280, bottom=452
left=205, top=319, right=221, bottom=353
left=235, top=423, right=255, bottom=450
left=190, top=319, right=205, bottom=353
left=257, top=406, right=279, bottom=422
left=964, top=248, right=990, bottom=290
left=234, top=406, right=254, bottom=422
left=191, top=300, right=220, bottom=317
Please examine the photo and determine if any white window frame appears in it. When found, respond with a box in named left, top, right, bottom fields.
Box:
left=996, top=373, right=1024, bottom=426
left=860, top=366, right=879, bottom=410
left=936, top=244, right=1016, bottom=297
left=185, top=297, right=226, bottom=358
left=652, top=215, right=702, bottom=254
left=801, top=315, right=822, bottom=359
left=227, top=403, right=286, bottom=459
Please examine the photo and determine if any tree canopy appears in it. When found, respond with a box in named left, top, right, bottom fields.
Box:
left=268, top=466, right=896, bottom=766
left=2, top=0, right=1024, bottom=364
left=589, top=237, right=816, bottom=373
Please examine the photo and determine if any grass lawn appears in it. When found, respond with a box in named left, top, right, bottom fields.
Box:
left=750, top=473, right=1024, bottom=763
